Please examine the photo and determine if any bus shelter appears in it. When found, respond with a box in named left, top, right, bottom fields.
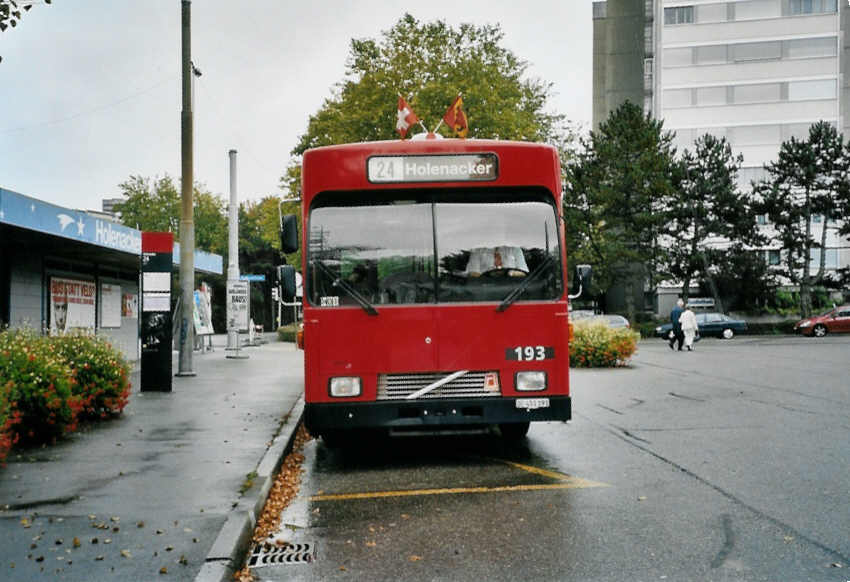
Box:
left=0, top=187, right=222, bottom=361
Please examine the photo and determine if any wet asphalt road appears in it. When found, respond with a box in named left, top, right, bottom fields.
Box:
left=253, top=335, right=850, bottom=582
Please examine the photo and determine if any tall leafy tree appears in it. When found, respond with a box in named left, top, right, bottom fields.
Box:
left=291, top=13, right=565, bottom=155
left=753, top=121, right=850, bottom=317
left=564, top=101, right=677, bottom=321
left=239, top=197, right=286, bottom=330
left=114, top=174, right=228, bottom=255
left=115, top=175, right=180, bottom=233
left=0, top=0, right=52, bottom=64
left=663, top=134, right=762, bottom=306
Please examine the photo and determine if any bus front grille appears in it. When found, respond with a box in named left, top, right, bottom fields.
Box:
left=377, top=371, right=500, bottom=400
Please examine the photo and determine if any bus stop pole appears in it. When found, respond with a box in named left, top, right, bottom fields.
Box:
left=226, top=149, right=240, bottom=351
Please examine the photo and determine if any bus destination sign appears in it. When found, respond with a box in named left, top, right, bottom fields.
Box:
left=367, top=154, right=498, bottom=183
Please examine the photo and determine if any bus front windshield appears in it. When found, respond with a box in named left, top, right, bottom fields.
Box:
left=307, top=191, right=563, bottom=308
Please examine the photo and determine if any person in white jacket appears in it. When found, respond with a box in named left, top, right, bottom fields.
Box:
left=679, top=305, right=699, bottom=351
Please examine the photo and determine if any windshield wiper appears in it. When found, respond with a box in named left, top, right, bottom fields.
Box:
left=311, top=260, right=379, bottom=316
left=497, top=254, right=555, bottom=313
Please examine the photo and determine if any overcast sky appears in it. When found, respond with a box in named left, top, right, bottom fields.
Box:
left=0, top=1, right=592, bottom=212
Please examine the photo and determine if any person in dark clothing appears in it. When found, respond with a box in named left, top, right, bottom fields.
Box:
left=669, top=298, right=685, bottom=351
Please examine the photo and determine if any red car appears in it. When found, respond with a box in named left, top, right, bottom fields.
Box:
left=794, top=305, right=850, bottom=337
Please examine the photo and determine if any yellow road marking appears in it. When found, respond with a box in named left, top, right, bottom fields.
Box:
left=310, top=479, right=606, bottom=502
left=495, top=459, right=575, bottom=482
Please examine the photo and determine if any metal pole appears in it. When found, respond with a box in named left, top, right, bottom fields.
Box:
left=226, top=149, right=240, bottom=351
left=177, top=0, right=196, bottom=377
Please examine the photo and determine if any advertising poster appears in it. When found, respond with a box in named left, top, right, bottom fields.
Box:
left=100, top=283, right=122, bottom=328
left=50, top=277, right=96, bottom=334
left=227, top=280, right=249, bottom=332
left=122, top=293, right=138, bottom=318
left=193, top=286, right=214, bottom=335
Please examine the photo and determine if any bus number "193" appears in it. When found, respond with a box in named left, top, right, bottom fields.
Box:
left=507, top=346, right=554, bottom=361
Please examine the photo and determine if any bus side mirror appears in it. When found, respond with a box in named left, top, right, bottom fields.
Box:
left=280, top=214, right=299, bottom=254
left=277, top=265, right=297, bottom=300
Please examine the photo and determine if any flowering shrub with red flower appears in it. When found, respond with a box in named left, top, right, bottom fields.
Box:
left=50, top=333, right=131, bottom=420
left=0, top=329, right=78, bottom=451
left=0, top=328, right=132, bottom=463
left=570, top=320, right=640, bottom=368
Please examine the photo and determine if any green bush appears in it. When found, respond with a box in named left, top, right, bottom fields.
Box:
left=570, top=321, right=640, bottom=368
left=277, top=323, right=300, bottom=343
left=50, top=333, right=131, bottom=420
left=0, top=329, right=79, bottom=448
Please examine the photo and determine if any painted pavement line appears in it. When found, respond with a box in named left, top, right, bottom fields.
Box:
left=310, top=458, right=609, bottom=502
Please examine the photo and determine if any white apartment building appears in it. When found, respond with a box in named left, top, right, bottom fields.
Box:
left=594, top=0, right=850, bottom=300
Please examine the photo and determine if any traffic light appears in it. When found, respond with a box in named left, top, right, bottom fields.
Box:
left=272, top=287, right=279, bottom=301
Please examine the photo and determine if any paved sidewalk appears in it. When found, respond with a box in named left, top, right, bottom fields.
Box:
left=0, top=335, right=304, bottom=582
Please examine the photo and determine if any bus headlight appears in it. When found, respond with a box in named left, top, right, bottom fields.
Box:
left=329, top=377, right=361, bottom=397
left=516, top=371, right=547, bottom=391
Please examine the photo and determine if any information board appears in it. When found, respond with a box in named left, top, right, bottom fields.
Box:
left=227, top=280, right=249, bottom=333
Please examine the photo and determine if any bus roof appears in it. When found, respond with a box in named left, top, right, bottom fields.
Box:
left=301, top=138, right=562, bottom=205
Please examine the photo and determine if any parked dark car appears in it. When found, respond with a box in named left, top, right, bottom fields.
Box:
left=794, top=305, right=850, bottom=337
left=655, top=312, right=748, bottom=340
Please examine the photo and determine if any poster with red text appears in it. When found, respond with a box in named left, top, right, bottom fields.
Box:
left=50, top=277, right=96, bottom=334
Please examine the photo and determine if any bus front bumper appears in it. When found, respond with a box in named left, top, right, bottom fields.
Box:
left=304, top=396, right=570, bottom=434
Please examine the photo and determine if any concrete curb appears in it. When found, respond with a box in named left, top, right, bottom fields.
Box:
left=194, top=395, right=305, bottom=582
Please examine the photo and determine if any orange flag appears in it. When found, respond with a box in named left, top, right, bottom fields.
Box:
left=442, top=95, right=468, bottom=138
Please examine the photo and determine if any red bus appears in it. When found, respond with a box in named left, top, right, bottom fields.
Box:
left=280, top=138, right=587, bottom=443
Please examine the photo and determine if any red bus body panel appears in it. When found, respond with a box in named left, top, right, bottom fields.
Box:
left=299, top=139, right=570, bottom=432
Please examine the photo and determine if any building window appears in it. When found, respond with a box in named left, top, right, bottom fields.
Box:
left=789, top=0, right=837, bottom=15
left=737, top=167, right=769, bottom=189
left=734, top=0, right=782, bottom=20
left=732, top=82, right=781, bottom=104
left=695, top=45, right=728, bottom=65
left=788, top=79, right=836, bottom=101
left=767, top=249, right=780, bottom=265
left=728, top=124, right=781, bottom=146
left=694, top=127, right=727, bottom=140
left=695, top=86, right=727, bottom=106
left=732, top=41, right=782, bottom=62
left=593, top=1, right=607, bottom=19
left=664, top=6, right=694, bottom=25
left=664, top=88, right=692, bottom=108
left=785, top=36, right=837, bottom=59
left=781, top=122, right=814, bottom=141
left=663, top=47, right=693, bottom=68
left=757, top=215, right=768, bottom=226
left=809, top=248, right=838, bottom=269
left=696, top=3, right=727, bottom=23
left=812, top=214, right=822, bottom=223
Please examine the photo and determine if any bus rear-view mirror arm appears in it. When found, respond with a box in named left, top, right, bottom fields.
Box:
left=568, top=264, right=592, bottom=300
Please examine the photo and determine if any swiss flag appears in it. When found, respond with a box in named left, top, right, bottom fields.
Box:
left=396, top=96, right=419, bottom=138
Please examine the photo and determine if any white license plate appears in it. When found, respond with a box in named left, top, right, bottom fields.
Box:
left=515, top=398, right=550, bottom=410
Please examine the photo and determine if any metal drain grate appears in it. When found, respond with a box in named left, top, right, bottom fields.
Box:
left=247, top=542, right=316, bottom=567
